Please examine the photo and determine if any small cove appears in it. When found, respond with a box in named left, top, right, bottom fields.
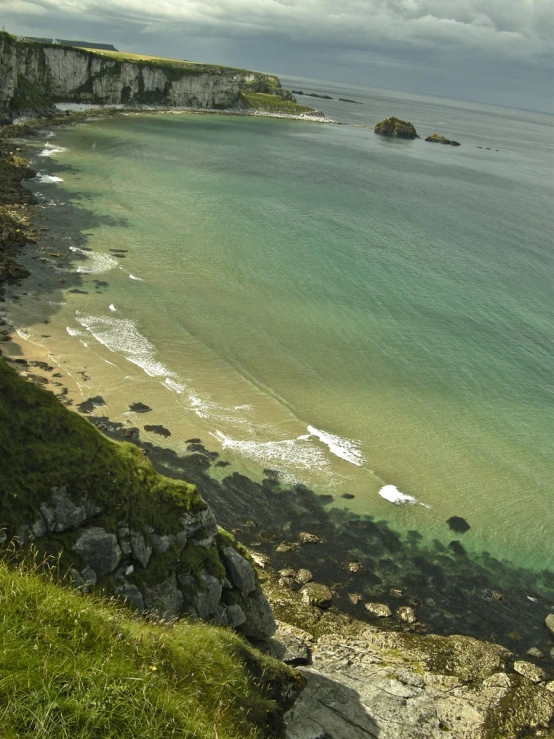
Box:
left=4, top=85, right=553, bottom=583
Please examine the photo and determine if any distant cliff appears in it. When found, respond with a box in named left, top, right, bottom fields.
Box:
left=0, top=31, right=294, bottom=122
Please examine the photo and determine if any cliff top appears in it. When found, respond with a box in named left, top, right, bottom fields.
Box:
left=0, top=30, right=280, bottom=82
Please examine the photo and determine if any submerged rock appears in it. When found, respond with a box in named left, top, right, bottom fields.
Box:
left=545, top=613, right=554, bottom=637
left=374, top=116, right=418, bottom=139
left=446, top=515, right=471, bottom=533
left=397, top=606, right=417, bottom=624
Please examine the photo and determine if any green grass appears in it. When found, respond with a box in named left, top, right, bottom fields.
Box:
left=0, top=550, right=300, bottom=738
left=238, top=91, right=315, bottom=114
left=0, top=358, right=203, bottom=538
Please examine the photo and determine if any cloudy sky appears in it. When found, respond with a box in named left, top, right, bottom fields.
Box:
left=2, top=0, right=553, bottom=111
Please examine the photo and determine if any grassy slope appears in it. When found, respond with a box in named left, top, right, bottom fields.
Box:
left=0, top=553, right=298, bottom=738
left=81, top=47, right=257, bottom=76
left=0, top=358, right=203, bottom=537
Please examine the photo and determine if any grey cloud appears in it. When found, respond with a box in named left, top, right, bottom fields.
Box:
left=2, top=0, right=552, bottom=110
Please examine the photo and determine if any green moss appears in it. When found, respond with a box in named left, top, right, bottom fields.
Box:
left=0, top=359, right=203, bottom=538
left=238, top=91, right=315, bottom=114
left=10, top=75, right=52, bottom=113
left=0, top=554, right=299, bottom=738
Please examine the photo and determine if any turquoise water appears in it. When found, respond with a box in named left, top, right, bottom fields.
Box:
left=13, top=82, right=554, bottom=571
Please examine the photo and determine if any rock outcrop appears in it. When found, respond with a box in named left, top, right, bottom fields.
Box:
left=285, top=629, right=554, bottom=738
left=374, top=116, right=418, bottom=139
left=0, top=359, right=275, bottom=641
left=0, top=31, right=291, bottom=122
left=12, top=482, right=275, bottom=639
left=426, top=132, right=461, bottom=146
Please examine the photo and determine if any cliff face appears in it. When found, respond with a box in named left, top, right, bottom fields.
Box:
left=0, top=32, right=287, bottom=122
left=0, top=359, right=275, bottom=641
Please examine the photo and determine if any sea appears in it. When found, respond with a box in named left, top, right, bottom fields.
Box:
left=6, top=77, right=554, bottom=577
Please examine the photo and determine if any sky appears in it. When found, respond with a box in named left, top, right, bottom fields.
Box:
left=2, top=0, right=553, bottom=112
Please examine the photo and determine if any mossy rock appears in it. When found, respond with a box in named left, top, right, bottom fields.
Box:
left=374, top=116, right=418, bottom=139
left=425, top=132, right=461, bottom=146
left=0, top=359, right=204, bottom=539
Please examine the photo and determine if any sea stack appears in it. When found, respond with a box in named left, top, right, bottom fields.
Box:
left=425, top=133, right=461, bottom=146
left=374, top=116, right=418, bottom=139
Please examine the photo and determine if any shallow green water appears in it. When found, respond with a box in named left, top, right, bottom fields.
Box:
left=14, top=85, right=554, bottom=571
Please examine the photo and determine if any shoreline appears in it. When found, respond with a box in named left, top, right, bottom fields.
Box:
left=2, top=113, right=554, bottom=671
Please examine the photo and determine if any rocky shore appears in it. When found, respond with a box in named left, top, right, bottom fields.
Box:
left=1, top=115, right=554, bottom=737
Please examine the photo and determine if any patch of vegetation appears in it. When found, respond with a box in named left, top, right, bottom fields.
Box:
left=0, top=359, right=204, bottom=537
left=238, top=91, right=315, bottom=114
left=10, top=74, right=53, bottom=113
left=80, top=47, right=254, bottom=77
left=0, top=551, right=300, bottom=738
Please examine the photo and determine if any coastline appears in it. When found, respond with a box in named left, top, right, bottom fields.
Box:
left=2, top=112, right=554, bottom=735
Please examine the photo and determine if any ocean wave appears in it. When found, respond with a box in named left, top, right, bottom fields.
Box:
left=109, top=304, right=116, bottom=312
left=75, top=314, right=176, bottom=379
left=69, top=246, right=118, bottom=275
left=164, top=378, right=186, bottom=394
left=35, top=173, right=64, bottom=184
left=66, top=327, right=82, bottom=337
left=39, top=145, right=67, bottom=157
left=378, top=485, right=430, bottom=508
left=213, top=430, right=329, bottom=482
left=129, top=274, right=144, bottom=281
left=307, top=425, right=365, bottom=467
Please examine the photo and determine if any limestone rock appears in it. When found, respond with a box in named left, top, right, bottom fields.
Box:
left=115, top=581, right=145, bottom=611
left=397, top=606, right=417, bottom=624
left=144, top=574, right=184, bottom=619
left=375, top=116, right=418, bottom=139
left=222, top=546, right=256, bottom=595
left=301, top=583, right=333, bottom=609
left=72, top=527, right=121, bottom=577
left=346, top=560, right=362, bottom=574
left=295, top=569, right=313, bottom=585
left=0, top=35, right=290, bottom=124
left=298, top=532, right=322, bottom=545
left=40, top=486, right=87, bottom=532
left=129, top=530, right=152, bottom=568
left=225, top=604, right=246, bottom=628
left=240, top=588, right=276, bottom=639
left=545, top=613, right=554, bottom=638
left=194, top=572, right=223, bottom=620
left=365, top=602, right=392, bottom=618
left=285, top=630, right=554, bottom=739
left=275, top=621, right=313, bottom=665
left=513, top=660, right=546, bottom=683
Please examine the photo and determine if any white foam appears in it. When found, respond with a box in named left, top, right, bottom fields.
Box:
left=66, top=326, right=82, bottom=336
left=76, top=314, right=175, bottom=379
left=213, top=430, right=329, bottom=482
left=35, top=173, right=64, bottom=184
left=164, top=378, right=186, bottom=394
left=189, top=392, right=211, bottom=418
left=16, top=328, right=30, bottom=339
left=69, top=246, right=118, bottom=275
left=109, top=304, right=116, bottom=312
left=307, top=425, right=365, bottom=467
left=129, top=274, right=144, bottom=281
left=378, top=485, right=430, bottom=509
left=39, top=146, right=67, bottom=157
